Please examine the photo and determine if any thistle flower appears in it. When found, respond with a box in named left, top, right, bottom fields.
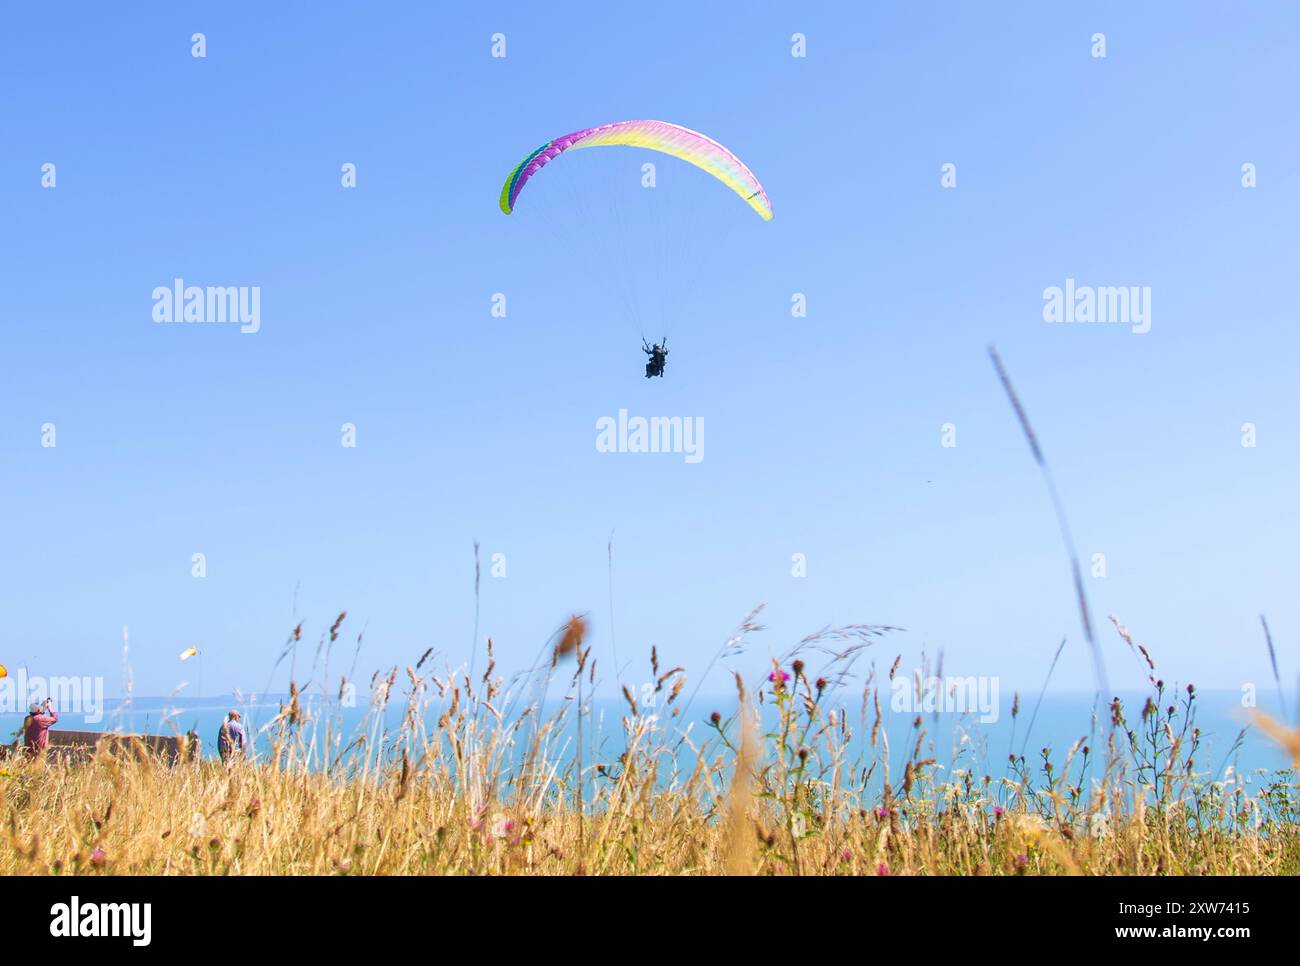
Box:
left=768, top=667, right=789, bottom=693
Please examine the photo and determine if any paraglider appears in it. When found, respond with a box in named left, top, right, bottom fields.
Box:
left=642, top=338, right=668, bottom=379
left=499, top=120, right=771, bottom=379
left=180, top=646, right=198, bottom=661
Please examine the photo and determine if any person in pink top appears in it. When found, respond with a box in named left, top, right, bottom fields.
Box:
left=23, top=699, right=58, bottom=755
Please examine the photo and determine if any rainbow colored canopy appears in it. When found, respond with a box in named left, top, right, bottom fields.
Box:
left=499, top=119, right=772, bottom=221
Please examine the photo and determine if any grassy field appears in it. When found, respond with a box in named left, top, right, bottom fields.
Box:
left=5, top=357, right=1291, bottom=876
left=3, top=615, right=1297, bottom=876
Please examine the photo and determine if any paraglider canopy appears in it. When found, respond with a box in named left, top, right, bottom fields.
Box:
left=499, top=119, right=772, bottom=221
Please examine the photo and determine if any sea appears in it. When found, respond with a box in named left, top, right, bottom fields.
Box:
left=2, top=689, right=1293, bottom=791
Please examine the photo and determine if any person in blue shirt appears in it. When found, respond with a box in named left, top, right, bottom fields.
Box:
left=217, top=709, right=249, bottom=763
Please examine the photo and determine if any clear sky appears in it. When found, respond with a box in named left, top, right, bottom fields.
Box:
left=2, top=2, right=1296, bottom=704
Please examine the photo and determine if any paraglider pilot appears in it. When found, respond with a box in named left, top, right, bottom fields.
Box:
left=643, top=338, right=668, bottom=379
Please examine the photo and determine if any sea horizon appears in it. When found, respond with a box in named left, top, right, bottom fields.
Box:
left=7, top=688, right=1292, bottom=780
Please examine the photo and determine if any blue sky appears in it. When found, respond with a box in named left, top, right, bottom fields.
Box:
left=1, top=2, right=1297, bottom=705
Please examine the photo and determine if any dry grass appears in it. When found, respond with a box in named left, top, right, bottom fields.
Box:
left=1, top=615, right=1295, bottom=876
left=7, top=351, right=1287, bottom=876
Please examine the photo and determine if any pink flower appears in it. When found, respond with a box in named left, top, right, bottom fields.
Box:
left=90, top=848, right=107, bottom=868
left=876, top=862, right=890, bottom=876
left=468, top=805, right=488, bottom=833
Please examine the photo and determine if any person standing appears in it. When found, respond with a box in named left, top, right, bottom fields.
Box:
left=217, top=709, right=249, bottom=762
left=23, top=699, right=58, bottom=756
